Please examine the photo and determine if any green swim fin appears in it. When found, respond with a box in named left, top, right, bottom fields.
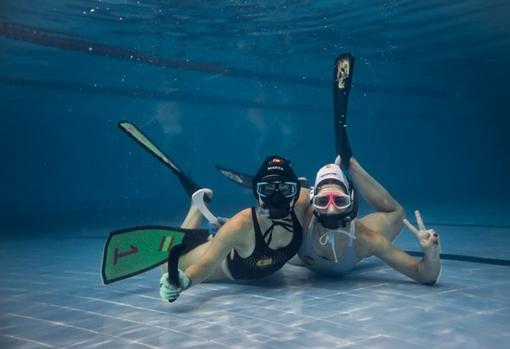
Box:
left=101, top=226, right=208, bottom=284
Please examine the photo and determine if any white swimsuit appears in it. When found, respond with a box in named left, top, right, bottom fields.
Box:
left=298, top=216, right=359, bottom=275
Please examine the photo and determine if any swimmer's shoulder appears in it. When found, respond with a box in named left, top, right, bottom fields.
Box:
left=223, top=208, right=254, bottom=232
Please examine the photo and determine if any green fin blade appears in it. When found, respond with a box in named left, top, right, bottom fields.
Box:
left=101, top=226, right=186, bottom=284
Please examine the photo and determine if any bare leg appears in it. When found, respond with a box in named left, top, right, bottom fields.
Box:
left=180, top=203, right=203, bottom=230
left=349, top=158, right=405, bottom=241
left=161, top=190, right=230, bottom=281
left=161, top=200, right=204, bottom=274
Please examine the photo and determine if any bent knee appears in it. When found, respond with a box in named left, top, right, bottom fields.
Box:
left=395, top=205, right=406, bottom=223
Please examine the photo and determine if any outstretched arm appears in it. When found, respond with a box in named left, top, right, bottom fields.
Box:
left=348, top=157, right=405, bottom=241
left=184, top=210, right=249, bottom=285
left=367, top=210, right=441, bottom=285
left=160, top=209, right=251, bottom=302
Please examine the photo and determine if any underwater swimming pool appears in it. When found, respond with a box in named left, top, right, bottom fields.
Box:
left=1, top=0, right=510, bottom=348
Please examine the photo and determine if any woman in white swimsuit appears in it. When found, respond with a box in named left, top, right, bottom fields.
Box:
left=296, top=156, right=441, bottom=285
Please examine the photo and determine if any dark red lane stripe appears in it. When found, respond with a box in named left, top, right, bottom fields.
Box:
left=0, top=21, right=325, bottom=86
left=0, top=22, right=229, bottom=73
left=0, top=22, right=453, bottom=96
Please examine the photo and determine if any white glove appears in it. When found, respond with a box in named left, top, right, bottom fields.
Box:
left=159, top=270, right=191, bottom=303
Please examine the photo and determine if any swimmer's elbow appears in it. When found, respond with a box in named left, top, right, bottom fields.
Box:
left=420, top=276, right=439, bottom=286
left=416, top=263, right=441, bottom=286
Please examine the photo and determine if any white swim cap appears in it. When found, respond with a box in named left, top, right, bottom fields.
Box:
left=314, top=163, right=350, bottom=194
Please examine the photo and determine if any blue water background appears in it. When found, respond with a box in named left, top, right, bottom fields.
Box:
left=1, top=0, right=509, bottom=236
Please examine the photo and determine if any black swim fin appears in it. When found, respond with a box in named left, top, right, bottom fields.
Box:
left=216, top=164, right=309, bottom=189
left=215, top=164, right=254, bottom=189
left=333, top=53, right=355, bottom=170
left=119, top=121, right=207, bottom=200
left=167, top=244, right=186, bottom=288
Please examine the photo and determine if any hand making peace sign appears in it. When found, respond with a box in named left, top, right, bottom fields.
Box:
left=403, top=210, right=441, bottom=258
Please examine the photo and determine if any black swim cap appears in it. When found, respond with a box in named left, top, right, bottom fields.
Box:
left=252, top=155, right=301, bottom=219
left=252, top=155, right=300, bottom=196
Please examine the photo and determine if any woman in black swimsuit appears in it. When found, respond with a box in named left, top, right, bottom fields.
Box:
left=160, top=155, right=309, bottom=302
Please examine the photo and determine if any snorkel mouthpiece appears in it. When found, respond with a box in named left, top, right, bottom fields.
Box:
left=314, top=211, right=352, bottom=229
left=258, top=190, right=292, bottom=219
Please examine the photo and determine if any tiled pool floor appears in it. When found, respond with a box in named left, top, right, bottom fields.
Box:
left=1, top=222, right=509, bottom=348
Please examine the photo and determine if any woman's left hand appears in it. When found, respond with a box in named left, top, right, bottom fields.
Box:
left=403, top=210, right=440, bottom=258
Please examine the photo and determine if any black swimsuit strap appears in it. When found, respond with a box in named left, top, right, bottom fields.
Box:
left=264, top=220, right=294, bottom=244
left=250, top=208, right=295, bottom=246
